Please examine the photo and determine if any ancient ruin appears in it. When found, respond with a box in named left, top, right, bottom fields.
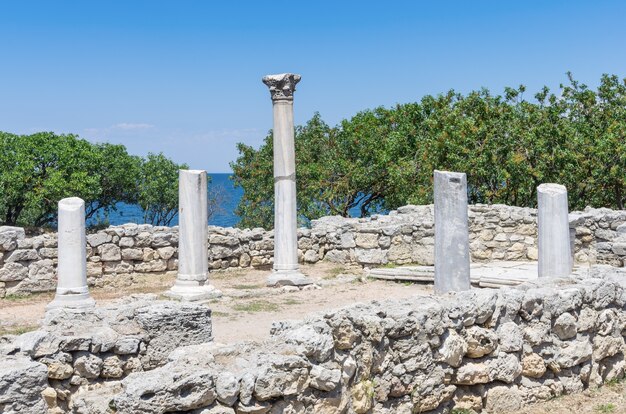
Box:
left=262, top=73, right=312, bottom=287
left=1, top=74, right=625, bottom=413
left=434, top=170, right=471, bottom=294
left=166, top=169, right=220, bottom=301
left=46, top=197, right=94, bottom=310
left=537, top=183, right=573, bottom=278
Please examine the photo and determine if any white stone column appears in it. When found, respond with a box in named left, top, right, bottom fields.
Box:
left=166, top=170, right=221, bottom=300
left=263, top=73, right=312, bottom=287
left=537, top=183, right=572, bottom=278
left=434, top=170, right=471, bottom=294
left=47, top=197, right=95, bottom=309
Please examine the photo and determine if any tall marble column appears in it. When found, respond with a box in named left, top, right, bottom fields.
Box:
left=47, top=197, right=95, bottom=309
left=262, top=73, right=312, bottom=287
left=166, top=170, right=221, bottom=300
left=537, top=183, right=572, bottom=278
left=434, top=170, right=471, bottom=294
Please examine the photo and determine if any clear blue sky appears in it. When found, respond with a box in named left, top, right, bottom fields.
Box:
left=1, top=1, right=625, bottom=172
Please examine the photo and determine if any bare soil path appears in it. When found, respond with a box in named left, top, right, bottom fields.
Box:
left=0, top=262, right=432, bottom=343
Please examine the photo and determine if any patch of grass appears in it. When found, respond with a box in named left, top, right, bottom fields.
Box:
left=1, top=293, right=38, bottom=302
left=323, top=266, right=346, bottom=279
left=282, top=298, right=300, bottom=306
left=232, top=284, right=262, bottom=290
left=211, top=311, right=230, bottom=317
left=233, top=300, right=280, bottom=313
left=604, top=377, right=624, bottom=387
left=0, top=325, right=39, bottom=336
left=451, top=409, right=475, bottom=414
left=595, top=403, right=616, bottom=413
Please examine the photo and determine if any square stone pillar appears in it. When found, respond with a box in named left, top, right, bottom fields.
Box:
left=262, top=73, right=312, bottom=287
left=165, top=170, right=221, bottom=300
left=434, top=170, right=471, bottom=294
left=537, top=183, right=573, bottom=278
left=47, top=197, right=95, bottom=309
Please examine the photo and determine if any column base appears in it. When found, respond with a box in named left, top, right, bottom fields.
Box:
left=46, top=292, right=95, bottom=310
left=164, top=281, right=222, bottom=302
left=267, top=269, right=313, bottom=287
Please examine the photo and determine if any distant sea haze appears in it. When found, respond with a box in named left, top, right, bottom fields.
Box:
left=92, top=173, right=244, bottom=228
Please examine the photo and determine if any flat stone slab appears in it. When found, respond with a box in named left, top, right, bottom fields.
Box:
left=368, top=261, right=555, bottom=288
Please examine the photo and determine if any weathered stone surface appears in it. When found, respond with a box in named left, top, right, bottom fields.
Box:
left=73, top=352, right=103, bottom=379
left=522, top=353, right=546, bottom=378
left=309, top=365, right=341, bottom=391
left=485, top=385, right=522, bottom=413
left=554, top=312, right=578, bottom=340
left=438, top=329, right=467, bottom=367
left=216, top=372, right=240, bottom=406
left=0, top=261, right=28, bottom=281
left=0, top=356, right=48, bottom=413
left=98, top=244, right=122, bottom=262
left=465, top=326, right=498, bottom=358
left=253, top=355, right=310, bottom=400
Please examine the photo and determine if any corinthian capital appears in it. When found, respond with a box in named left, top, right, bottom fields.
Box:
left=262, top=73, right=301, bottom=101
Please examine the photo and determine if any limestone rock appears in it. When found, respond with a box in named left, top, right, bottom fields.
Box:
left=454, top=362, right=490, bottom=385
left=74, top=352, right=103, bottom=379
left=485, top=385, right=522, bottom=413
left=309, top=365, right=341, bottom=391
left=98, top=244, right=122, bottom=262
left=115, top=364, right=217, bottom=412
left=216, top=372, right=240, bottom=406
left=0, top=356, right=49, bottom=413
left=522, top=353, right=546, bottom=378
left=554, top=313, right=578, bottom=340
left=438, top=329, right=467, bottom=367
left=351, top=381, right=374, bottom=414
left=497, top=322, right=523, bottom=352
left=465, top=326, right=498, bottom=358
left=253, top=355, right=310, bottom=400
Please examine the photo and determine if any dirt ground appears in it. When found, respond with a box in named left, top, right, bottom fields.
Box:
left=517, top=380, right=626, bottom=414
left=2, top=262, right=626, bottom=413
left=0, top=262, right=432, bottom=343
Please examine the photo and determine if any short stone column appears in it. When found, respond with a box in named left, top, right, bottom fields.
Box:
left=47, top=197, right=95, bottom=309
left=434, top=170, right=471, bottom=294
left=537, top=183, right=572, bottom=278
left=166, top=170, right=221, bottom=300
left=262, top=73, right=312, bottom=287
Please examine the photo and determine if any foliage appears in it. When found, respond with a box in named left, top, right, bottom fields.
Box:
left=0, top=132, right=187, bottom=227
left=137, top=153, right=189, bottom=226
left=231, top=73, right=626, bottom=229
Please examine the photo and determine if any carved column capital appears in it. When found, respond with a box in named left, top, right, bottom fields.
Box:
left=262, top=73, right=301, bottom=101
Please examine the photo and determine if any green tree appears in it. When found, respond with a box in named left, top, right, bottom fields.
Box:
left=0, top=132, right=186, bottom=228
left=232, top=73, right=626, bottom=229
left=137, top=153, right=189, bottom=226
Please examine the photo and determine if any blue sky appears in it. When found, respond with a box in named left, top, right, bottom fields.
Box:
left=1, top=1, right=625, bottom=172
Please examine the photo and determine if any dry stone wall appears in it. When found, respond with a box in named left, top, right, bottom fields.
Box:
left=0, top=204, right=625, bottom=298
left=0, top=296, right=212, bottom=413
left=75, top=265, right=626, bottom=413
left=2, top=266, right=626, bottom=412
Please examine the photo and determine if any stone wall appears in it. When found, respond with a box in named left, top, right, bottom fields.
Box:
left=2, top=266, right=626, bottom=412
left=0, top=296, right=212, bottom=413
left=0, top=204, right=625, bottom=298
left=82, top=265, right=626, bottom=413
